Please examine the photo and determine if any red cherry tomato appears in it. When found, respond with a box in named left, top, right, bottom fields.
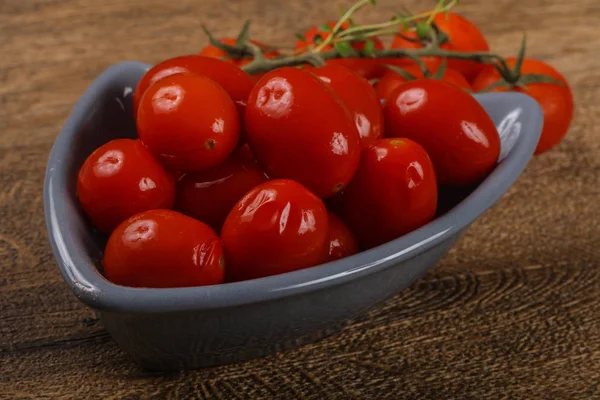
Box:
left=245, top=67, right=361, bottom=198
left=132, top=55, right=254, bottom=120
left=312, top=64, right=384, bottom=147
left=326, top=212, right=359, bottom=262
left=376, top=64, right=471, bottom=104
left=296, top=21, right=385, bottom=79
left=103, top=209, right=224, bottom=288
left=137, top=72, right=240, bottom=173
left=175, top=145, right=268, bottom=233
left=391, top=12, right=489, bottom=82
left=221, top=179, right=329, bottom=282
left=384, top=79, right=500, bottom=186
left=342, top=138, right=438, bottom=249
left=77, top=138, right=175, bottom=234
left=472, top=57, right=574, bottom=155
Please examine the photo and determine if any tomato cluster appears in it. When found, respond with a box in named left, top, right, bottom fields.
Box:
left=76, top=12, right=571, bottom=288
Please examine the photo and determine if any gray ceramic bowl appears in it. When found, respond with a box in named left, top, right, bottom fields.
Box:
left=43, top=61, right=543, bottom=371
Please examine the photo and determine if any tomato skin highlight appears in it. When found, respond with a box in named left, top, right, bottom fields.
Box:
left=326, top=212, right=359, bottom=262
left=471, top=57, right=574, bottom=155
left=341, top=138, right=438, bottom=250
left=103, top=209, right=225, bottom=288
left=376, top=64, right=472, bottom=104
left=175, top=144, right=268, bottom=233
left=132, top=55, right=254, bottom=120
left=244, top=67, right=361, bottom=199
left=137, top=73, right=240, bottom=173
left=77, top=138, right=175, bottom=234
left=391, top=12, right=489, bottom=82
left=221, top=179, right=329, bottom=282
left=312, top=64, right=384, bottom=147
left=384, top=79, right=500, bottom=186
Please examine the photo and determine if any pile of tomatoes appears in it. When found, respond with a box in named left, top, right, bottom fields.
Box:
left=77, top=12, right=573, bottom=289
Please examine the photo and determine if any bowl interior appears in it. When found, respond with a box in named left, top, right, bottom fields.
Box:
left=43, top=61, right=544, bottom=313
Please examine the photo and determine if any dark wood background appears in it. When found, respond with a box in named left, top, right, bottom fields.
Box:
left=1, top=0, right=600, bottom=398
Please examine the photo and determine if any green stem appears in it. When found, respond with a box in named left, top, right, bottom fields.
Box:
left=242, top=46, right=327, bottom=73
left=337, top=20, right=406, bottom=38
left=426, top=0, right=450, bottom=25
left=314, top=0, right=374, bottom=52
left=335, top=0, right=457, bottom=41
left=242, top=46, right=512, bottom=75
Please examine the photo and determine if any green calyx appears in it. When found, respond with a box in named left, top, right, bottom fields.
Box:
left=478, top=35, right=565, bottom=92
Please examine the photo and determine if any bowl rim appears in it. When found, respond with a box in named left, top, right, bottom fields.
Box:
left=43, top=61, right=543, bottom=313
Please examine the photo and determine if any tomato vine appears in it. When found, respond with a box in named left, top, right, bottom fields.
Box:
left=201, top=0, right=564, bottom=90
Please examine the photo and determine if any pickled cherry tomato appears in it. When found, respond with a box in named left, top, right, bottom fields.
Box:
left=244, top=67, right=361, bottom=198
left=103, top=209, right=225, bottom=288
left=77, top=138, right=175, bottom=234
left=342, top=138, right=438, bottom=249
left=221, top=179, right=329, bottom=281
left=137, top=73, right=240, bottom=173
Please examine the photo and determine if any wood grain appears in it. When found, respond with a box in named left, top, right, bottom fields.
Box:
left=1, top=0, right=600, bottom=398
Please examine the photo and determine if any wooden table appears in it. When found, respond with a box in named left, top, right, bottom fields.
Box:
left=2, top=0, right=599, bottom=398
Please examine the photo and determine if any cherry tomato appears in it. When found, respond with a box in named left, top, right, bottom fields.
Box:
left=384, top=79, right=500, bottom=186
left=296, top=21, right=385, bottom=79
left=137, top=72, right=240, bottom=173
left=312, top=64, right=384, bottom=147
left=471, top=57, right=574, bottom=155
left=221, top=179, right=329, bottom=282
left=341, top=138, right=438, bottom=249
left=103, top=209, right=224, bottom=288
left=391, top=12, right=489, bottom=82
left=326, top=212, right=359, bottom=262
left=245, top=67, right=361, bottom=198
left=199, top=38, right=281, bottom=68
left=376, top=64, right=471, bottom=104
left=132, top=55, right=254, bottom=120
left=77, top=138, right=175, bottom=234
left=175, top=145, right=268, bottom=233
